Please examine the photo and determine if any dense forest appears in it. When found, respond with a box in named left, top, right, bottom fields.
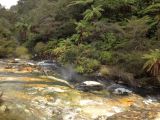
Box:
left=0, top=0, right=160, bottom=87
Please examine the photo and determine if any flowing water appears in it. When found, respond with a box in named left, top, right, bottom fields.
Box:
left=0, top=60, right=159, bottom=120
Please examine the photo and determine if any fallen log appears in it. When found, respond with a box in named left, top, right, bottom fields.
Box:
left=41, top=76, right=74, bottom=89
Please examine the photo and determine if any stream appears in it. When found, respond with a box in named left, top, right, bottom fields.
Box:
left=0, top=59, right=160, bottom=120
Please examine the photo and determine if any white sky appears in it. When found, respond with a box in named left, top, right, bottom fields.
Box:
left=0, top=0, right=19, bottom=9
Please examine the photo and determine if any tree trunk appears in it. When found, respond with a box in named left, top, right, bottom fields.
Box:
left=157, top=21, right=160, bottom=41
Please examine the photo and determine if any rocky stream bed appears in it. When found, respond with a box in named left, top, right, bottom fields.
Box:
left=0, top=59, right=159, bottom=120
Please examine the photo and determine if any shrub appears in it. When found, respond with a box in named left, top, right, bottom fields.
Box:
left=60, top=48, right=79, bottom=64
left=75, top=65, right=85, bottom=74
left=34, top=42, right=47, bottom=58
left=98, top=51, right=112, bottom=64
left=99, top=66, right=109, bottom=76
left=75, top=57, right=100, bottom=74
left=0, top=39, right=17, bottom=58
left=53, top=46, right=66, bottom=58
left=15, top=46, right=30, bottom=59
left=94, top=33, right=117, bottom=51
left=46, top=41, right=58, bottom=49
left=111, top=51, right=144, bottom=75
left=34, top=42, right=46, bottom=53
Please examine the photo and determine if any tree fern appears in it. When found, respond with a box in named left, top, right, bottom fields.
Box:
left=142, top=49, right=160, bottom=76
left=83, top=5, right=104, bottom=21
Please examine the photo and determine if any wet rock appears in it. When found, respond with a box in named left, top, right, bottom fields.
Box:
left=27, top=62, right=36, bottom=66
left=53, top=99, right=62, bottom=105
left=113, top=88, right=132, bottom=95
left=31, top=96, right=55, bottom=118
left=24, top=108, right=30, bottom=113
left=0, top=105, right=7, bottom=112
left=107, top=106, right=160, bottom=120
left=62, top=107, right=89, bottom=120
left=52, top=107, right=63, bottom=119
left=18, top=65, right=35, bottom=72
left=143, top=96, right=158, bottom=105
left=62, top=108, right=78, bottom=120
left=42, top=87, right=66, bottom=94
left=107, top=84, right=132, bottom=95
left=80, top=100, right=103, bottom=106
left=155, top=112, right=160, bottom=120
left=29, top=86, right=66, bottom=95
left=112, top=106, right=124, bottom=113
left=77, top=81, right=104, bottom=91
left=28, top=87, right=44, bottom=92
left=0, top=105, right=10, bottom=113
left=10, top=58, right=21, bottom=63
left=52, top=107, right=88, bottom=120
left=32, top=96, right=48, bottom=105
left=5, top=65, right=13, bottom=69
left=15, top=58, right=21, bottom=61
left=37, top=60, right=59, bottom=69
left=95, top=115, right=108, bottom=120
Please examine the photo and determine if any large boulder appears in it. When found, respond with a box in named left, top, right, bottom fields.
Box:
left=77, top=81, right=104, bottom=91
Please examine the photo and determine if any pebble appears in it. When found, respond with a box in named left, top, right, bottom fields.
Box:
left=0, top=105, right=7, bottom=112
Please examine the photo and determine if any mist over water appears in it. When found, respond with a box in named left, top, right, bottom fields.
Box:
left=60, top=65, right=77, bottom=81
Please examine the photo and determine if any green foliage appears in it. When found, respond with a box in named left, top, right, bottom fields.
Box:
left=103, top=33, right=117, bottom=50
left=83, top=5, right=104, bottom=21
left=142, top=3, right=160, bottom=41
left=75, top=20, right=94, bottom=43
left=92, top=33, right=118, bottom=51
left=98, top=51, right=112, bottom=64
left=142, top=49, right=160, bottom=76
left=15, top=46, right=30, bottom=59
left=94, top=0, right=137, bottom=8
left=142, top=3, right=160, bottom=15
left=34, top=42, right=46, bottom=53
left=122, top=16, right=151, bottom=50
left=0, top=39, right=17, bottom=58
left=1, top=0, right=160, bottom=85
left=61, top=48, right=78, bottom=63
left=75, top=57, right=100, bottom=73
left=111, top=51, right=144, bottom=74
left=15, top=19, right=30, bottom=43
left=75, top=65, right=85, bottom=74
left=69, top=0, right=93, bottom=6
left=52, top=40, right=74, bottom=59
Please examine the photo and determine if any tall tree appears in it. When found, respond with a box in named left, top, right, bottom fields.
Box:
left=15, top=19, right=30, bottom=44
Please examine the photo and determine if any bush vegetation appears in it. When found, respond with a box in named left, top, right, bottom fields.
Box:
left=0, top=0, right=160, bottom=85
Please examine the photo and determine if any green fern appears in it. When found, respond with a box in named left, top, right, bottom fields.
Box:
left=142, top=3, right=160, bottom=15
left=83, top=5, right=104, bottom=21
left=142, top=49, right=160, bottom=76
left=141, top=3, right=160, bottom=22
